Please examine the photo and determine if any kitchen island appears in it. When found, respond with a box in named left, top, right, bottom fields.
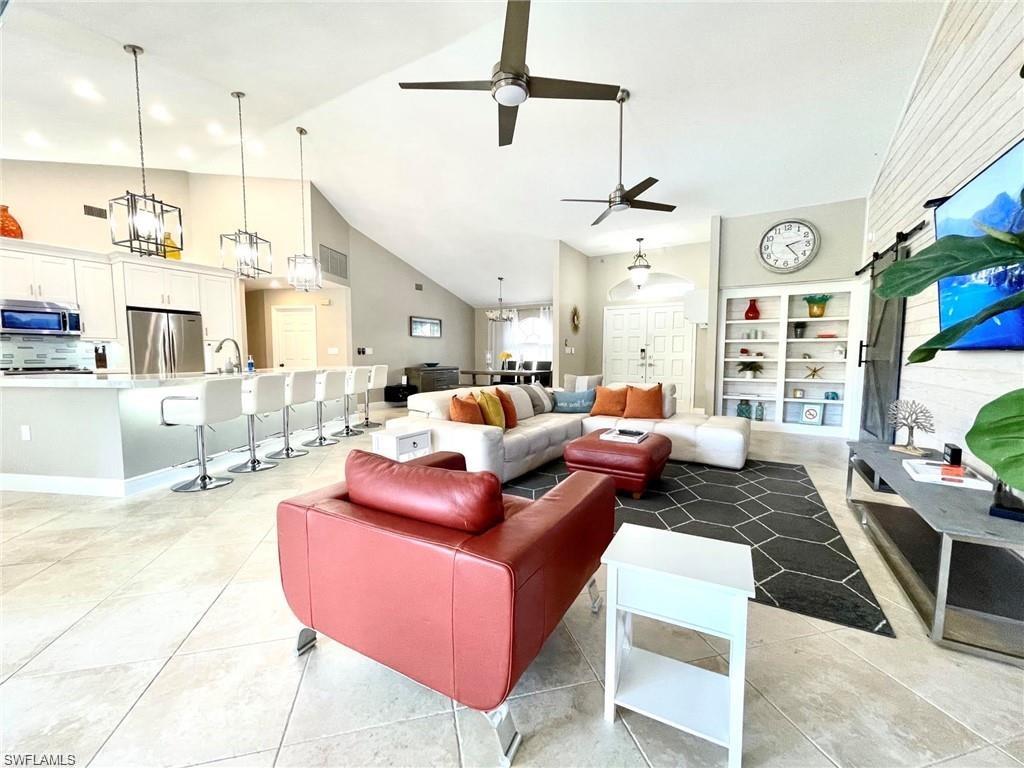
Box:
left=1, top=368, right=352, bottom=496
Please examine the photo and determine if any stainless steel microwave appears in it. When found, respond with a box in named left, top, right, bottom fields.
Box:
left=0, top=299, right=83, bottom=336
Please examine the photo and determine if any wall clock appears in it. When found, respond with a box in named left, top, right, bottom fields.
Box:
left=758, top=219, right=820, bottom=273
left=570, top=305, right=581, bottom=333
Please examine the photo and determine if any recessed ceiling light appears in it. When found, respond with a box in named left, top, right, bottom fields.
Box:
left=109, top=138, right=126, bottom=152
left=149, top=103, right=172, bottom=123
left=207, top=121, right=224, bottom=137
left=72, top=79, right=103, bottom=102
left=177, top=145, right=194, bottom=160
left=23, top=131, right=50, bottom=148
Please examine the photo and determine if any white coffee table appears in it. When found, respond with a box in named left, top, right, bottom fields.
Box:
left=601, top=523, right=754, bottom=768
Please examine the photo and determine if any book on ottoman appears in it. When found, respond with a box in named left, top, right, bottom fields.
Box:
left=600, top=428, right=650, bottom=444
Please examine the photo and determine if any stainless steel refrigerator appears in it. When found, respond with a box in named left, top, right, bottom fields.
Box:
left=127, top=308, right=206, bottom=375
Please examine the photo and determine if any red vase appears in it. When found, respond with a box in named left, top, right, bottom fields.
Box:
left=744, top=299, right=760, bottom=320
left=0, top=205, right=23, bottom=239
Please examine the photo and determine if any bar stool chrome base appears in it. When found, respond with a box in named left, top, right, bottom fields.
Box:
left=266, top=407, right=308, bottom=459
left=304, top=402, right=339, bottom=447
left=331, top=425, right=364, bottom=438
left=172, top=473, right=233, bottom=493
left=229, top=457, right=278, bottom=473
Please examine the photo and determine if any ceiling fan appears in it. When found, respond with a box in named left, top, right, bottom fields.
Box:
left=562, top=90, right=676, bottom=226
left=398, top=0, right=622, bottom=146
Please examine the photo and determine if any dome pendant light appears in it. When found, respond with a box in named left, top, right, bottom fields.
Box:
left=627, top=237, right=651, bottom=288
left=485, top=277, right=515, bottom=323
left=108, top=44, right=183, bottom=259
left=287, top=127, right=322, bottom=292
left=220, top=92, right=271, bottom=279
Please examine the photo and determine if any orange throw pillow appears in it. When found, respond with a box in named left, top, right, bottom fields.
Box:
left=493, top=388, right=518, bottom=429
left=623, top=384, right=663, bottom=419
left=450, top=393, right=484, bottom=424
left=591, top=386, right=627, bottom=417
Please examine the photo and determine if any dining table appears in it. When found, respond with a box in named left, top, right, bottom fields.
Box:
left=459, top=368, right=536, bottom=385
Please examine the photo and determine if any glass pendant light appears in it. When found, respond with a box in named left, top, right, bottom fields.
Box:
left=220, top=91, right=271, bottom=279
left=485, top=277, right=515, bottom=323
left=627, top=237, right=651, bottom=288
left=287, top=127, right=322, bottom=292
left=108, top=44, right=183, bottom=258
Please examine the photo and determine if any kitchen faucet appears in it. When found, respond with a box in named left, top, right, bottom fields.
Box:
left=214, top=337, right=243, bottom=374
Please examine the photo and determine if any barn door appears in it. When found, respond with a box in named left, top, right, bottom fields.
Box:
left=859, top=246, right=907, bottom=442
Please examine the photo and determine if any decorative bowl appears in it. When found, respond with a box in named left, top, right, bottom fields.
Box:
left=423, top=362, right=440, bottom=367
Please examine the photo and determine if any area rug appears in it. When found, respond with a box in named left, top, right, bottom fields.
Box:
left=504, top=457, right=895, bottom=637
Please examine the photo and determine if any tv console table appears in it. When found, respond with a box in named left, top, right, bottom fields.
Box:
left=846, top=441, right=1024, bottom=664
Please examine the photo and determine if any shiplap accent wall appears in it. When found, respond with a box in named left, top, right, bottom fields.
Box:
left=865, top=0, right=1024, bottom=460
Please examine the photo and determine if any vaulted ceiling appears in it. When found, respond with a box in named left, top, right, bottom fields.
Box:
left=2, top=1, right=941, bottom=306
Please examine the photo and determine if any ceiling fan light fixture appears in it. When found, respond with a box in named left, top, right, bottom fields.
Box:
left=492, top=79, right=528, bottom=107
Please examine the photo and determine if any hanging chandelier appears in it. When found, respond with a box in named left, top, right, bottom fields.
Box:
left=287, top=127, right=322, bottom=292
left=109, top=44, right=183, bottom=259
left=220, top=92, right=271, bottom=279
left=627, top=237, right=651, bottom=288
left=485, top=276, right=515, bottom=323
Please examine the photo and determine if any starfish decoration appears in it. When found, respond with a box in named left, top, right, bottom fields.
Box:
left=805, top=366, right=824, bottom=379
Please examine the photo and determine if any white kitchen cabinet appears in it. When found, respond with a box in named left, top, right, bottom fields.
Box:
left=199, top=274, right=235, bottom=340
left=165, top=270, right=200, bottom=312
left=0, top=251, right=77, bottom=303
left=123, top=262, right=199, bottom=311
left=0, top=251, right=36, bottom=300
left=74, top=260, right=118, bottom=340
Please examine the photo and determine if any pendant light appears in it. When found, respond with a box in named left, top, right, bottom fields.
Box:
left=287, top=127, right=322, bottom=292
left=627, top=237, right=651, bottom=288
left=485, top=277, right=515, bottom=323
left=220, top=92, right=271, bottom=279
left=109, top=44, right=183, bottom=258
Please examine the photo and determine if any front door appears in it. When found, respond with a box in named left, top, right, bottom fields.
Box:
left=272, top=305, right=317, bottom=369
left=603, top=307, right=647, bottom=383
left=859, top=246, right=907, bottom=442
left=646, top=305, right=694, bottom=406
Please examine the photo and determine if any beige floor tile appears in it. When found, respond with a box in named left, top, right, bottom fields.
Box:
left=64, top=518, right=193, bottom=560
left=1, top=660, right=163, bottom=764
left=934, top=746, right=1024, bottom=767
left=509, top=624, right=596, bottom=698
left=746, top=633, right=983, bottom=766
left=179, top=579, right=302, bottom=654
left=623, top=657, right=831, bottom=768
left=457, top=681, right=646, bottom=768
left=2, top=553, right=152, bottom=607
left=19, top=587, right=220, bottom=676
left=832, top=602, right=1024, bottom=743
left=173, top=511, right=275, bottom=550
left=277, top=712, right=460, bottom=767
left=1, top=600, right=95, bottom=681
left=91, top=640, right=306, bottom=768
left=283, top=637, right=452, bottom=745
left=188, top=750, right=277, bottom=767
left=703, top=601, right=822, bottom=654
left=113, top=541, right=257, bottom=597
left=1, top=560, right=56, bottom=592
left=1, top=504, right=72, bottom=539
left=1, top=525, right=108, bottom=565
left=231, top=540, right=282, bottom=583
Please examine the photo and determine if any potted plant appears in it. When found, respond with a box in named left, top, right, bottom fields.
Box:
left=803, top=294, right=833, bottom=318
left=738, top=361, right=763, bottom=380
left=793, top=321, right=808, bottom=338
left=875, top=205, right=1023, bottom=514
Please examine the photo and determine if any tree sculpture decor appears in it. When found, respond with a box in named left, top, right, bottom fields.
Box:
left=887, top=399, right=935, bottom=454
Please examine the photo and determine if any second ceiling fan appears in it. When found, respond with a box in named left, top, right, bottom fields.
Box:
left=562, top=90, right=676, bottom=226
left=398, top=0, right=622, bottom=146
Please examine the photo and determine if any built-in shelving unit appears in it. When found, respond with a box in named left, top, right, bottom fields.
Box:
left=715, top=279, right=866, bottom=437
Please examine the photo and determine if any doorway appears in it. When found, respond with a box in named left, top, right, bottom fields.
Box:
left=859, top=245, right=907, bottom=442
left=603, top=304, right=695, bottom=410
left=271, top=305, right=317, bottom=369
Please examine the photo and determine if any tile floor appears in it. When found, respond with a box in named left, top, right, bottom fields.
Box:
left=1, top=412, right=1022, bottom=768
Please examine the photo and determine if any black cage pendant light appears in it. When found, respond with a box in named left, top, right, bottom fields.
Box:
left=287, top=127, right=322, bottom=292
left=109, top=44, right=183, bottom=259
left=220, top=92, right=271, bottom=279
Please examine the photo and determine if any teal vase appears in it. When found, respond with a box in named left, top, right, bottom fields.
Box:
left=754, top=401, right=765, bottom=421
left=736, top=399, right=752, bottom=419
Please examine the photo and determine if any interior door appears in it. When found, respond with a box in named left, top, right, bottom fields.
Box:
left=272, top=306, right=317, bottom=368
left=646, top=304, right=694, bottom=407
left=859, top=246, right=907, bottom=442
left=603, top=308, right=647, bottom=383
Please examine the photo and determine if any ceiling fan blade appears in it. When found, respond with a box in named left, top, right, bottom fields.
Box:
left=498, top=104, right=519, bottom=146
left=623, top=177, right=658, bottom=200
left=629, top=200, right=676, bottom=212
left=500, top=0, right=530, bottom=72
left=398, top=80, right=491, bottom=91
left=529, top=77, right=621, bottom=100
left=561, top=198, right=607, bottom=203
left=591, top=207, right=615, bottom=226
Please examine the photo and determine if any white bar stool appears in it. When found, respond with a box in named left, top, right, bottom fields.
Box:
left=230, top=373, right=286, bottom=473
left=304, top=370, right=345, bottom=448
left=362, top=364, right=388, bottom=429
left=267, top=369, right=316, bottom=460
left=332, top=366, right=370, bottom=439
left=160, top=377, right=242, bottom=493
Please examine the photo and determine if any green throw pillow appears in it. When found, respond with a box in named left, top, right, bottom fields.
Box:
left=477, top=389, right=506, bottom=429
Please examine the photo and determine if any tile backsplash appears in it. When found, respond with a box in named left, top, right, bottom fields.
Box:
left=0, top=334, right=95, bottom=370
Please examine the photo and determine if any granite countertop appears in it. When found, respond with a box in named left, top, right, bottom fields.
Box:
left=0, top=366, right=352, bottom=390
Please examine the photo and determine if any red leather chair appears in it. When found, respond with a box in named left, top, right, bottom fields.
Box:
left=277, top=450, right=615, bottom=765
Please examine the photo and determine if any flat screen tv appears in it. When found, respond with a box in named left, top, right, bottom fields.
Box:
left=934, top=139, right=1024, bottom=350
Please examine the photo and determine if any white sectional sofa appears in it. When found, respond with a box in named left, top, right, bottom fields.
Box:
left=385, top=382, right=750, bottom=483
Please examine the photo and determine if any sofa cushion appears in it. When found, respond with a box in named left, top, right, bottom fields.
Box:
left=477, top=390, right=506, bottom=429
left=553, top=389, right=596, bottom=413
left=605, top=382, right=677, bottom=418
left=623, top=384, right=663, bottom=419
left=493, top=387, right=519, bottom=428
left=591, top=385, right=627, bottom=417
left=345, top=450, right=503, bottom=533
left=516, top=383, right=546, bottom=415
left=451, top=393, right=484, bottom=424
left=564, top=374, right=604, bottom=392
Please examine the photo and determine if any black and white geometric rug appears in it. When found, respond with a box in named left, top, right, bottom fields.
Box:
left=505, top=457, right=894, bottom=637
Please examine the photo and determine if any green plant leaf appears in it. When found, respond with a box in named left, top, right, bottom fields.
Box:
left=966, top=388, right=1024, bottom=491
left=978, top=223, right=1024, bottom=248
left=907, top=289, right=1024, bottom=363
left=875, top=235, right=1024, bottom=298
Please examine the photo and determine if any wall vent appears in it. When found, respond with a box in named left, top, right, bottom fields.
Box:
left=318, top=244, right=348, bottom=281
left=83, top=204, right=107, bottom=219
left=415, top=283, right=424, bottom=291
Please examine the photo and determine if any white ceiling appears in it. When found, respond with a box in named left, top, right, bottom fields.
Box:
left=2, top=1, right=942, bottom=306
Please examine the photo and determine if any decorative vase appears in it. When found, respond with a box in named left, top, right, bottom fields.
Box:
left=163, top=232, right=182, bottom=260
left=834, top=345, right=846, bottom=359
left=792, top=388, right=805, bottom=398
left=744, top=371, right=755, bottom=380
left=754, top=402, right=765, bottom=421
left=807, top=302, right=827, bottom=318
left=0, top=205, right=23, bottom=239
left=793, top=322, right=807, bottom=339
left=736, top=399, right=753, bottom=419
left=744, top=299, right=760, bottom=320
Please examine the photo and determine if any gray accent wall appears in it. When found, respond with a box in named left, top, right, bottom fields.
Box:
left=554, top=241, right=589, bottom=384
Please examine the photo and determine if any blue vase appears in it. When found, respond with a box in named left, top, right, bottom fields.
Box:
left=736, top=399, right=752, bottom=419
left=754, top=401, right=765, bottom=421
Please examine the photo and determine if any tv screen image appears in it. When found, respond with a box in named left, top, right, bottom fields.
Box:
left=934, top=139, right=1024, bottom=351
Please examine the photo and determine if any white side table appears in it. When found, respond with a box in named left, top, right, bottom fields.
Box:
left=601, top=524, right=754, bottom=768
left=371, top=428, right=432, bottom=462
